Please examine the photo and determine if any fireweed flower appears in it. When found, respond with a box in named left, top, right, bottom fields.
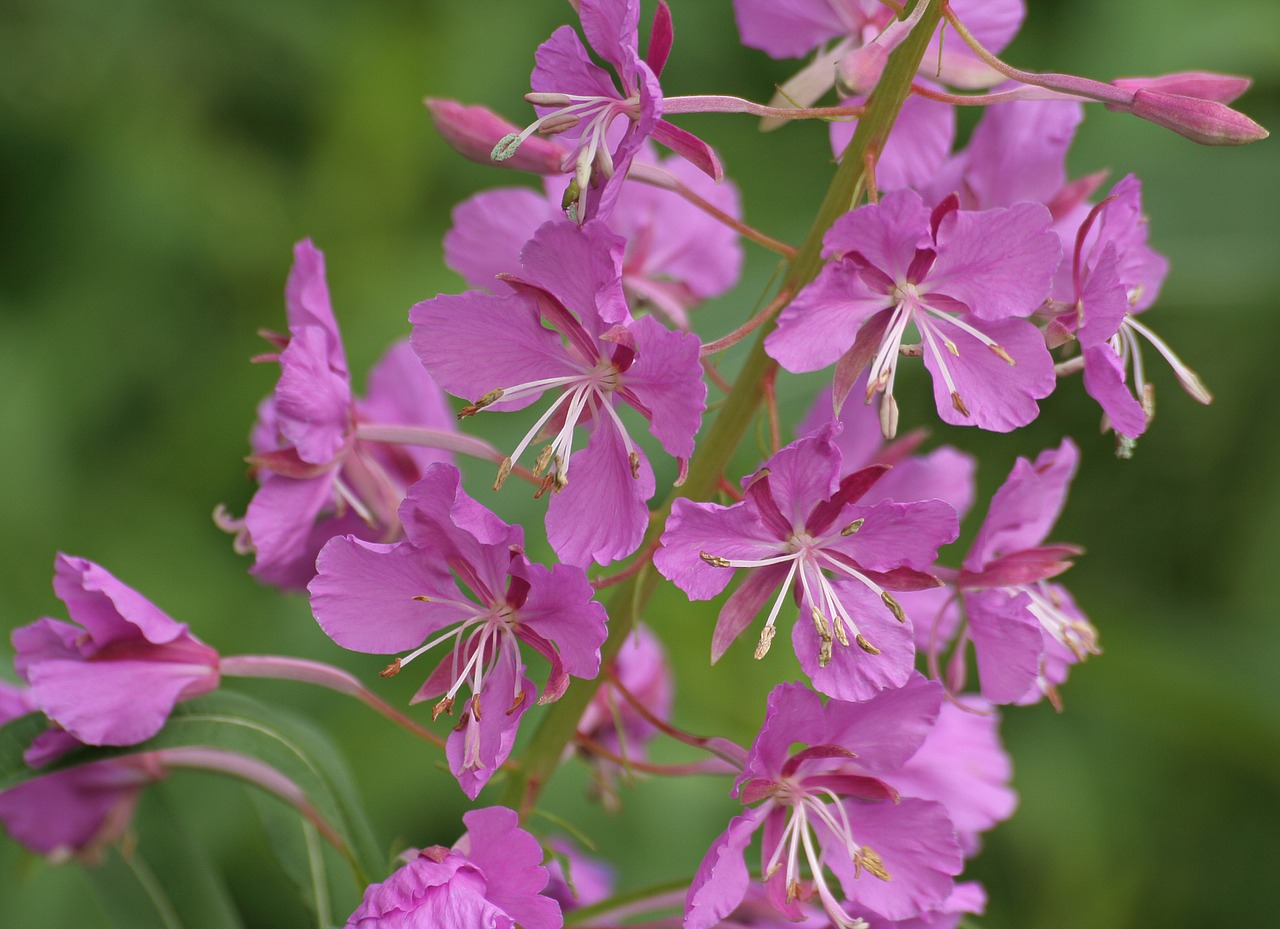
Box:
left=655, top=429, right=957, bottom=701
left=1049, top=174, right=1209, bottom=441
left=309, top=464, right=607, bottom=798
left=766, top=189, right=1060, bottom=437
left=444, top=147, right=743, bottom=327
left=945, top=439, right=1097, bottom=706
left=733, top=0, right=1022, bottom=117
left=220, top=239, right=457, bottom=590
left=494, top=0, right=720, bottom=221
left=685, top=678, right=963, bottom=929
left=345, top=806, right=562, bottom=929
left=11, top=555, right=219, bottom=747
left=412, top=219, right=705, bottom=567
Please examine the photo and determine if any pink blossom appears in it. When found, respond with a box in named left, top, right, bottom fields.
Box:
left=656, top=429, right=956, bottom=701
left=413, top=219, right=705, bottom=567
left=947, top=440, right=1097, bottom=706
left=685, top=678, right=963, bottom=929
left=345, top=806, right=562, bottom=929
left=309, top=464, right=607, bottom=798
left=11, top=555, right=219, bottom=747
left=497, top=0, right=720, bottom=221
left=766, top=189, right=1059, bottom=436
left=223, top=240, right=456, bottom=590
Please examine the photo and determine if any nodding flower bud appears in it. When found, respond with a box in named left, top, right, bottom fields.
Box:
left=424, top=98, right=564, bottom=173
left=1124, top=87, right=1269, bottom=146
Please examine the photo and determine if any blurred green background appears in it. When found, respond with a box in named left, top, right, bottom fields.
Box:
left=1, top=0, right=1276, bottom=926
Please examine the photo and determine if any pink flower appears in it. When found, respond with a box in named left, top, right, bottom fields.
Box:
left=1050, top=175, right=1208, bottom=441
left=413, top=219, right=705, bottom=567
left=947, top=440, right=1097, bottom=706
left=309, top=464, right=607, bottom=798
left=766, top=189, right=1059, bottom=437
left=497, top=0, right=720, bottom=221
left=656, top=429, right=956, bottom=702
left=223, top=241, right=456, bottom=590
left=345, top=806, right=562, bottom=929
left=685, top=678, right=963, bottom=929
left=11, top=555, right=219, bottom=747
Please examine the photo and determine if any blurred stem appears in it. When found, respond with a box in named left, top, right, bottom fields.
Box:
left=499, top=0, right=943, bottom=818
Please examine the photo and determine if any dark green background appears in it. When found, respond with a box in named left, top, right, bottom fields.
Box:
left=2, top=1, right=1276, bottom=926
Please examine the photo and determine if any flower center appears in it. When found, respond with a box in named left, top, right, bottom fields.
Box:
left=762, top=787, right=888, bottom=929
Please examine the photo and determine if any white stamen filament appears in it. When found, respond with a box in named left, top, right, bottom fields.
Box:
left=1123, top=315, right=1212, bottom=403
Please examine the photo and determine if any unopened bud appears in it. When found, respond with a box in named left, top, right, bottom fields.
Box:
left=1112, top=72, right=1252, bottom=105
left=1128, top=88, right=1268, bottom=146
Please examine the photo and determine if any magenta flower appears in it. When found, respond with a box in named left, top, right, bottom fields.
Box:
left=945, top=440, right=1097, bottom=705
left=345, top=806, right=562, bottom=929
left=655, top=429, right=956, bottom=701
left=11, top=555, right=219, bottom=747
left=766, top=189, right=1059, bottom=437
left=223, top=240, right=457, bottom=590
left=309, top=464, right=607, bottom=798
left=497, top=0, right=720, bottom=221
left=685, top=678, right=962, bottom=929
left=413, top=219, right=705, bottom=567
left=1050, top=174, right=1208, bottom=441
left=445, top=147, right=743, bottom=327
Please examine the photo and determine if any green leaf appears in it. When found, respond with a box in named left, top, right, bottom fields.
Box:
left=84, top=786, right=246, bottom=929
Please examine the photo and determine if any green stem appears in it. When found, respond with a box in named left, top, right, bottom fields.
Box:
left=499, top=0, right=943, bottom=817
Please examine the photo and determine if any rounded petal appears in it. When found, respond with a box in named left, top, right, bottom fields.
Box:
left=546, top=418, right=656, bottom=566
left=621, top=314, right=705, bottom=458
left=445, top=188, right=559, bottom=290
left=684, top=806, right=769, bottom=929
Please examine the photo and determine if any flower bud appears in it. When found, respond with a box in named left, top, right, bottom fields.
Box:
left=1128, top=88, right=1268, bottom=146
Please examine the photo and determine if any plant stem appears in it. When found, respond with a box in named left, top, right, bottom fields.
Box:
left=499, top=0, right=944, bottom=818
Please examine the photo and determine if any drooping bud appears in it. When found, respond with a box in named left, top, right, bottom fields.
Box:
left=1127, top=88, right=1269, bottom=146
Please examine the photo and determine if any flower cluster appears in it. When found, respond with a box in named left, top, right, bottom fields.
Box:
left=1, top=1, right=1264, bottom=928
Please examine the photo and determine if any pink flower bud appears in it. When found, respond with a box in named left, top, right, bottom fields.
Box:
left=1128, top=88, right=1269, bottom=146
left=424, top=98, right=564, bottom=173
